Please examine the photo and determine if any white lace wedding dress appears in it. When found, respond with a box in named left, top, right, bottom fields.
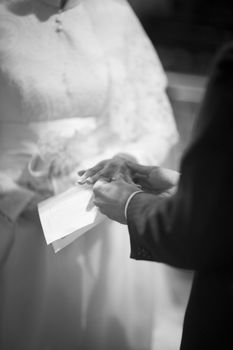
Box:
left=0, top=1, right=189, bottom=350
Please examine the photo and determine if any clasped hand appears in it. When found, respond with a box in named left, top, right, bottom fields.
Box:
left=77, top=155, right=179, bottom=224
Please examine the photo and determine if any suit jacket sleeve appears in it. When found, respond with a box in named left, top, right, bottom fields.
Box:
left=127, top=43, right=233, bottom=271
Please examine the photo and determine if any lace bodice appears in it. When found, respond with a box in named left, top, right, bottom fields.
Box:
left=0, top=0, right=109, bottom=123
left=0, top=0, right=178, bottom=220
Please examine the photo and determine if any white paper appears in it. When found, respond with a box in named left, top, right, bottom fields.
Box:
left=51, top=217, right=103, bottom=253
left=38, top=185, right=105, bottom=252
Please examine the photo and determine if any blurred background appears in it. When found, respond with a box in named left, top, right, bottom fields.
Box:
left=129, top=0, right=233, bottom=168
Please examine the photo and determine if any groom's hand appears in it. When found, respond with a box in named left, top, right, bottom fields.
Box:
left=93, top=178, right=140, bottom=224
left=129, top=164, right=180, bottom=194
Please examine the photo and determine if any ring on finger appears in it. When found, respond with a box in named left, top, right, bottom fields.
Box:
left=109, top=177, right=117, bottom=182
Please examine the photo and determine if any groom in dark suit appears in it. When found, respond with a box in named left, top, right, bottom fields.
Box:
left=89, top=42, right=233, bottom=349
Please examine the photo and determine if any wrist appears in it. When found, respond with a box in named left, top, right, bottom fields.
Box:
left=124, top=190, right=144, bottom=221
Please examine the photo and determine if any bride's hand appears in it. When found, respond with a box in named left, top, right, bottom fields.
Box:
left=77, top=154, right=137, bottom=185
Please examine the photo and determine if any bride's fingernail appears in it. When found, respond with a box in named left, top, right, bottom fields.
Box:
left=76, top=177, right=88, bottom=185
left=75, top=180, right=83, bottom=185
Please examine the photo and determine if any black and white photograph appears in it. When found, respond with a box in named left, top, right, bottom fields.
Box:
left=0, top=1, right=233, bottom=349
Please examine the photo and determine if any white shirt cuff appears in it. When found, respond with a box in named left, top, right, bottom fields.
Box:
left=124, top=190, right=143, bottom=221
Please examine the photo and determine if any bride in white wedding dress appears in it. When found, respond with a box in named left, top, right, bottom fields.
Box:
left=0, top=1, right=191, bottom=349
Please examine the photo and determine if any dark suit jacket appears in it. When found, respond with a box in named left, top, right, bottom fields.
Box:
left=127, top=43, right=233, bottom=349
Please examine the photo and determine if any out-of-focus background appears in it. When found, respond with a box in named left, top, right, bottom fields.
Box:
left=129, top=0, right=233, bottom=168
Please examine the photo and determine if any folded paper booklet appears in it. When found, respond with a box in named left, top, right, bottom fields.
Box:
left=38, top=185, right=105, bottom=252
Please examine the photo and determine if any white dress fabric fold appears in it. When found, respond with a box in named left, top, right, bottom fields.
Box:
left=0, top=1, right=190, bottom=349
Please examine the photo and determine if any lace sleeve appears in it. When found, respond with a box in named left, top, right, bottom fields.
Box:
left=103, top=2, right=178, bottom=165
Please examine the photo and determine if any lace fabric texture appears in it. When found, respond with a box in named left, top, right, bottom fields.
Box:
left=0, top=3, right=190, bottom=350
left=0, top=0, right=178, bottom=215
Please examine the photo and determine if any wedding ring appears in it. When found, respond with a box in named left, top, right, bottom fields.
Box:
left=109, top=177, right=117, bottom=182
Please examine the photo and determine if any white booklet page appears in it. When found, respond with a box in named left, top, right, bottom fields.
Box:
left=38, top=185, right=105, bottom=252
